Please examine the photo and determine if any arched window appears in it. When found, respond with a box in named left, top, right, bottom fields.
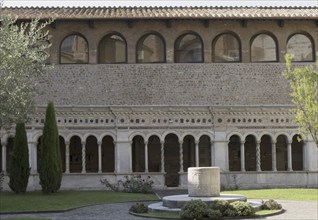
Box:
left=251, top=34, right=277, bottom=62
left=102, top=136, right=115, bottom=172
left=260, top=135, right=272, bottom=171
left=228, top=135, right=241, bottom=171
left=183, top=135, right=195, bottom=172
left=59, top=136, right=66, bottom=173
left=132, top=135, right=145, bottom=172
left=147, top=135, right=161, bottom=172
left=6, top=137, right=14, bottom=173
left=60, top=34, right=88, bottom=64
left=85, top=135, right=98, bottom=173
left=213, top=34, right=240, bottom=62
left=245, top=135, right=256, bottom=171
left=137, top=33, right=165, bottom=63
left=99, top=34, right=126, bottom=63
left=287, top=34, right=314, bottom=61
left=199, top=135, right=211, bottom=166
left=175, top=33, right=203, bottom=63
left=291, top=134, right=304, bottom=171
left=69, top=136, right=82, bottom=173
left=276, top=135, right=288, bottom=171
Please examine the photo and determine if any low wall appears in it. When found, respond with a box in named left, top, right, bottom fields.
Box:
left=1, top=171, right=317, bottom=191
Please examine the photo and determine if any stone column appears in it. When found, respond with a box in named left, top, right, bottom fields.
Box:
left=98, top=141, right=102, bottom=173
left=28, top=141, right=37, bottom=174
left=195, top=140, right=199, bottom=167
left=302, top=141, right=308, bottom=171
left=240, top=141, right=246, bottom=171
left=129, top=141, right=133, bottom=173
left=145, top=140, right=149, bottom=173
left=113, top=141, right=118, bottom=173
left=160, top=140, right=165, bottom=173
left=179, top=140, right=184, bottom=173
left=65, top=141, right=70, bottom=173
left=211, top=141, right=215, bottom=166
left=81, top=141, right=86, bottom=173
left=1, top=141, right=6, bottom=173
left=287, top=140, right=293, bottom=171
left=256, top=140, right=261, bottom=171
left=271, top=141, right=277, bottom=171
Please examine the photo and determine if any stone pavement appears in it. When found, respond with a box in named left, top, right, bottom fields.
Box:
left=1, top=189, right=317, bottom=220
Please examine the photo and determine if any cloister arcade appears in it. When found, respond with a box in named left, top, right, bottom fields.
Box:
left=0, top=131, right=306, bottom=187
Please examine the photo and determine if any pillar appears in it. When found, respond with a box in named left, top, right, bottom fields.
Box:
left=65, top=141, right=70, bottom=173
left=211, top=141, right=215, bottom=166
left=129, top=141, right=132, bottom=173
left=195, top=140, right=199, bottom=167
left=81, top=141, right=86, bottom=173
left=287, top=140, right=293, bottom=171
left=213, top=132, right=229, bottom=171
left=160, top=140, right=165, bottom=173
left=256, top=140, right=261, bottom=171
left=145, top=140, right=149, bottom=172
left=240, top=141, right=246, bottom=171
left=179, top=140, right=183, bottom=172
left=1, top=141, right=6, bottom=173
left=271, top=141, right=277, bottom=171
left=98, top=141, right=102, bottom=173
left=28, top=141, right=37, bottom=174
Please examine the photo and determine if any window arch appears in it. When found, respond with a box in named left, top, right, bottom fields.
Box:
left=228, top=135, right=241, bottom=171
left=287, top=33, right=314, bottom=62
left=136, top=33, right=165, bottom=63
left=175, top=33, right=203, bottom=63
left=132, top=135, right=145, bottom=172
left=251, top=33, right=278, bottom=62
left=99, top=33, right=127, bottom=63
left=60, top=34, right=88, bottom=64
left=213, top=33, right=241, bottom=62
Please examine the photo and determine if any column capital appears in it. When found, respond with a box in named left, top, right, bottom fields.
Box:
left=179, top=140, right=183, bottom=145
left=256, top=140, right=261, bottom=145
left=195, top=140, right=200, bottom=145
left=65, top=141, right=70, bottom=145
left=144, top=140, right=148, bottom=145
left=97, top=141, right=102, bottom=145
left=271, top=141, right=277, bottom=144
left=81, top=141, right=86, bottom=145
left=160, top=140, right=165, bottom=145
left=240, top=141, right=245, bottom=145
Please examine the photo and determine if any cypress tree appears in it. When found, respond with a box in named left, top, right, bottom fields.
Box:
left=9, top=122, right=30, bottom=193
left=38, top=101, right=62, bottom=193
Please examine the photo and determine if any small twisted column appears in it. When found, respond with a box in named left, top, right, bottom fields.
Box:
left=145, top=140, right=149, bottom=173
left=287, top=140, right=293, bottom=171
left=81, top=141, right=86, bottom=173
left=65, top=141, right=70, bottom=173
left=179, top=140, right=184, bottom=172
left=98, top=141, right=102, bottom=173
left=271, top=141, right=277, bottom=171
left=160, top=140, right=165, bottom=172
left=256, top=140, right=261, bottom=171
left=240, top=141, right=245, bottom=171
left=1, top=141, right=7, bottom=173
left=195, top=140, right=199, bottom=167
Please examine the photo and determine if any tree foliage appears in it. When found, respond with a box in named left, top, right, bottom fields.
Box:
left=8, top=122, right=30, bottom=193
left=0, top=16, right=52, bottom=129
left=38, top=102, right=62, bottom=194
left=283, top=54, right=318, bottom=148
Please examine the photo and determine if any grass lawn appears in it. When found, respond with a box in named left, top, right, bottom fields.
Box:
left=0, top=191, right=158, bottom=213
left=222, top=188, right=318, bottom=201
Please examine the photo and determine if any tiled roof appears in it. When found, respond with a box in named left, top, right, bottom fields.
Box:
left=0, top=6, right=317, bottom=20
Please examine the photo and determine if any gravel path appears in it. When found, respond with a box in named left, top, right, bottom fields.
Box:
left=1, top=190, right=317, bottom=220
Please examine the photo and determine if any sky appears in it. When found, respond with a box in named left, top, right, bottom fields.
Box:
left=2, top=0, right=318, bottom=7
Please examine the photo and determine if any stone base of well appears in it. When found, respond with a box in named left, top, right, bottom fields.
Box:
left=188, top=167, right=220, bottom=197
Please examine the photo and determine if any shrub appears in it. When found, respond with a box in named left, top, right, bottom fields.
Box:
left=100, top=175, right=154, bottom=193
left=0, top=172, right=4, bottom=191
left=129, top=203, right=148, bottom=213
left=205, top=209, right=222, bottom=219
left=8, top=122, right=30, bottom=193
left=38, top=102, right=62, bottom=194
left=180, top=199, right=208, bottom=219
left=262, top=199, right=282, bottom=210
left=224, top=201, right=255, bottom=217
left=209, top=200, right=229, bottom=215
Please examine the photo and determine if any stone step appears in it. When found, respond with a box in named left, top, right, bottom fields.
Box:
left=162, top=194, right=247, bottom=208
left=148, top=200, right=262, bottom=213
